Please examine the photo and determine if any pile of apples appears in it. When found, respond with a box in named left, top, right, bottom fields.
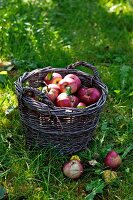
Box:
left=42, top=72, right=101, bottom=108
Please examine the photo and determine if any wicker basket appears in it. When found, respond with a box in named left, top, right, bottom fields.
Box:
left=15, top=61, right=108, bottom=155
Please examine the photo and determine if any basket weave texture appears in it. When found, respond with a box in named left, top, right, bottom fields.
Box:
left=15, top=61, right=108, bottom=155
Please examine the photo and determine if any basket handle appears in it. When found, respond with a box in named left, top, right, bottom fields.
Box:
left=67, top=61, right=100, bottom=79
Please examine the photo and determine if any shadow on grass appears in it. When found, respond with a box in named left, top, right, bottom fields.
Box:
left=0, top=0, right=133, bottom=72
left=46, top=0, right=133, bottom=64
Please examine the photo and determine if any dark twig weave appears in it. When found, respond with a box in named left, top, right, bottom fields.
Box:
left=14, top=61, right=108, bottom=155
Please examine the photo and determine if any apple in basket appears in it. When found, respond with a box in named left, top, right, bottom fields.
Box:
left=56, top=92, right=79, bottom=108
left=42, top=84, right=60, bottom=102
left=63, top=74, right=81, bottom=90
left=77, top=87, right=101, bottom=105
left=77, top=102, right=86, bottom=108
left=58, top=77, right=78, bottom=94
left=44, top=72, right=62, bottom=85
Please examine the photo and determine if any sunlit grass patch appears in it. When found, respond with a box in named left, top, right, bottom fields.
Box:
left=0, top=82, right=18, bottom=113
left=100, top=0, right=133, bottom=14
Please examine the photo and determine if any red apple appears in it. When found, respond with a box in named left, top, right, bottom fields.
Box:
left=64, top=74, right=81, bottom=89
left=42, top=84, right=60, bottom=102
left=77, top=102, right=86, bottom=108
left=47, top=84, right=60, bottom=93
left=77, top=87, right=101, bottom=105
left=56, top=93, right=79, bottom=108
left=44, top=72, right=62, bottom=84
left=104, top=150, right=122, bottom=170
left=58, top=77, right=78, bottom=94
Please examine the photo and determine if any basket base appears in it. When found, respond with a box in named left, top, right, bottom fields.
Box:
left=24, top=125, right=95, bottom=155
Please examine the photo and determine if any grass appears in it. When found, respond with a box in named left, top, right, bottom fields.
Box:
left=0, top=0, right=133, bottom=199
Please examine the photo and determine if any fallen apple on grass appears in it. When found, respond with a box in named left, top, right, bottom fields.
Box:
left=44, top=72, right=62, bottom=85
left=56, top=92, right=79, bottom=108
left=62, top=156, right=83, bottom=179
left=104, top=150, right=122, bottom=170
left=77, top=87, right=101, bottom=105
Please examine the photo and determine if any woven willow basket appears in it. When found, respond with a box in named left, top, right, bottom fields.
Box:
left=15, top=61, right=108, bottom=155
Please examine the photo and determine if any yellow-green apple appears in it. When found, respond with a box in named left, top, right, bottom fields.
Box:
left=56, top=93, right=79, bottom=107
left=77, top=102, right=86, bottom=108
left=42, top=84, right=60, bottom=102
left=64, top=74, right=81, bottom=90
left=44, top=72, right=62, bottom=84
left=58, top=77, right=78, bottom=94
left=77, top=87, right=101, bottom=105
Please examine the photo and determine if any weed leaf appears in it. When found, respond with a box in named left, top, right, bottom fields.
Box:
left=121, top=145, right=133, bottom=159
left=85, top=191, right=96, bottom=200
left=85, top=179, right=105, bottom=200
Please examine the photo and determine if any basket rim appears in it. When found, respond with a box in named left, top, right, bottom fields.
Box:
left=14, top=61, right=108, bottom=115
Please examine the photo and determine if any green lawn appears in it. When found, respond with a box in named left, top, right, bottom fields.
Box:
left=0, top=0, right=133, bottom=199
